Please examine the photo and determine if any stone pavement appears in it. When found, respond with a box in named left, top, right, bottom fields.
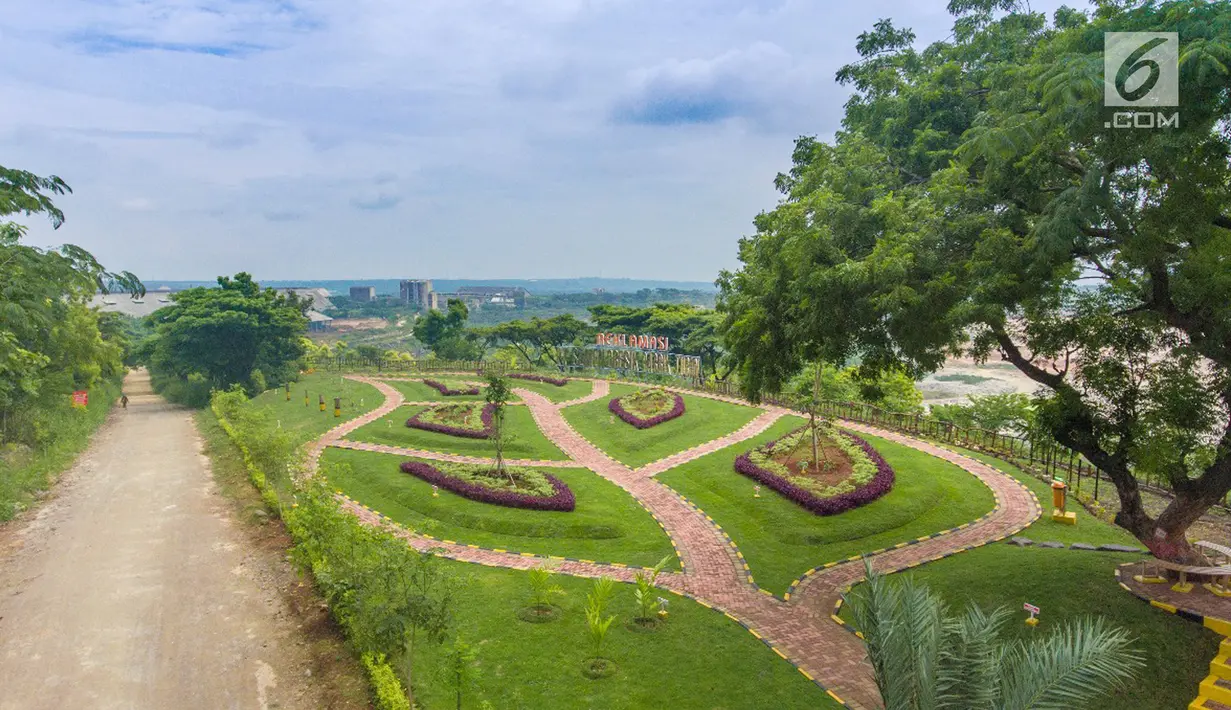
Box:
left=309, top=375, right=1041, bottom=709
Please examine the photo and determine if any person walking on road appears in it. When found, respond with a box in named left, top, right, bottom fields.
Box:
left=120, top=394, right=129, bottom=409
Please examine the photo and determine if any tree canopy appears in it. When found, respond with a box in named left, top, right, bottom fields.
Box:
left=475, top=314, right=590, bottom=368
left=589, top=303, right=729, bottom=378
left=415, top=299, right=484, bottom=361
left=718, top=0, right=1231, bottom=560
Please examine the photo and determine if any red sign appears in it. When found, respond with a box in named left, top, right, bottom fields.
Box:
left=71, top=391, right=88, bottom=407
left=595, top=333, right=670, bottom=351
left=1023, top=603, right=1039, bottom=614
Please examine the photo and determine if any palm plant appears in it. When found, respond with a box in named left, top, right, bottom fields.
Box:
left=845, top=561, right=1143, bottom=710
left=632, top=555, right=671, bottom=623
left=585, top=577, right=617, bottom=659
left=527, top=566, right=565, bottom=609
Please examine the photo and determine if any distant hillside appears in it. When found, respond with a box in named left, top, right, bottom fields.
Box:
left=143, top=277, right=718, bottom=295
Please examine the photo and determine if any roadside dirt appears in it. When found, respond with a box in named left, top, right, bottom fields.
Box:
left=0, top=371, right=368, bottom=710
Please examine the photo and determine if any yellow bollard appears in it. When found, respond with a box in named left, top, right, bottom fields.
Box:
left=304, top=390, right=309, bottom=406
left=334, top=397, right=341, bottom=418
left=1051, top=478, right=1076, bottom=525
left=319, top=394, right=326, bottom=412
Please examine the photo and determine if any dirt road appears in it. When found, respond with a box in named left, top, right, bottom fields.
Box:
left=0, top=371, right=329, bottom=710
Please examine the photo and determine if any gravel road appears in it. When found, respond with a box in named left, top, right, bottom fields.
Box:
left=0, top=371, right=327, bottom=710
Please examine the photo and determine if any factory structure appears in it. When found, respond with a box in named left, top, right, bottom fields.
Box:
left=398, top=280, right=526, bottom=311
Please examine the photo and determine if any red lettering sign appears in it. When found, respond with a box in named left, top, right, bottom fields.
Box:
left=594, top=333, right=672, bottom=351
left=71, top=391, right=88, bottom=407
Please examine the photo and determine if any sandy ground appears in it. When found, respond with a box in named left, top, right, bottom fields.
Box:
left=0, top=371, right=333, bottom=710
left=918, top=355, right=1042, bottom=405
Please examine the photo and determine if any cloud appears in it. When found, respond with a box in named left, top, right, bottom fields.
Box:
left=612, top=42, right=794, bottom=126
left=120, top=197, right=155, bottom=211
left=66, top=31, right=265, bottom=57
left=263, top=209, right=305, bottom=222
left=350, top=192, right=402, bottom=211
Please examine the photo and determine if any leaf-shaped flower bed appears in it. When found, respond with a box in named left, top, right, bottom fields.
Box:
left=609, top=388, right=685, bottom=429
left=734, top=426, right=895, bottom=515
left=406, top=402, right=494, bottom=439
left=509, top=373, right=569, bottom=387
left=423, top=379, right=481, bottom=396
left=401, top=460, right=576, bottom=511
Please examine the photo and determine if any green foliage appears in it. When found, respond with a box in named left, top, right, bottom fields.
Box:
left=585, top=577, right=617, bottom=660
left=211, top=388, right=297, bottom=493
left=588, top=303, right=730, bottom=378
left=485, top=374, right=513, bottom=475
left=363, top=654, right=412, bottom=710
left=475, top=314, right=590, bottom=367
left=932, top=393, right=1034, bottom=435
left=846, top=560, right=1143, bottom=710
left=718, top=1, right=1231, bottom=555
left=416, top=299, right=483, bottom=360
left=790, top=364, right=923, bottom=414
left=632, top=556, right=671, bottom=622
left=527, top=566, right=566, bottom=608
left=436, top=637, right=481, bottom=710
left=146, top=273, right=308, bottom=403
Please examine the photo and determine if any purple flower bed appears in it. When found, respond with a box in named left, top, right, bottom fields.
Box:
left=406, top=403, right=495, bottom=439
left=400, top=461, right=576, bottom=512
left=509, top=373, right=569, bottom=387
left=734, top=428, right=895, bottom=515
left=423, top=379, right=481, bottom=396
left=609, top=391, right=686, bottom=429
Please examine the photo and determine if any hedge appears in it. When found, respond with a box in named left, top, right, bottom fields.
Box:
left=423, top=379, right=481, bottom=396
left=406, top=403, right=495, bottom=439
left=508, top=373, right=569, bottom=387
left=609, top=390, right=686, bottom=429
left=401, top=460, right=576, bottom=512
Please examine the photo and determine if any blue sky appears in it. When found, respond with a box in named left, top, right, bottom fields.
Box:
left=1, top=0, right=1069, bottom=282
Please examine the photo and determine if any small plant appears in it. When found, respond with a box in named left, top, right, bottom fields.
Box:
left=437, top=636, right=481, bottom=710
left=582, top=576, right=618, bottom=678
left=518, top=566, right=566, bottom=623
left=632, top=556, right=672, bottom=626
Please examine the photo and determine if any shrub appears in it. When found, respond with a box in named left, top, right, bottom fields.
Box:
left=746, top=425, right=878, bottom=499
left=400, top=460, right=576, bottom=512
left=363, top=653, right=411, bottom=710
left=406, top=403, right=495, bottom=439
left=608, top=389, right=685, bottom=429
left=423, top=379, right=480, bottom=396
left=509, top=373, right=569, bottom=387
left=734, top=428, right=895, bottom=515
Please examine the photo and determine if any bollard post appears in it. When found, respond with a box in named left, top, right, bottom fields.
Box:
left=334, top=397, right=341, bottom=418
left=319, top=394, right=326, bottom=412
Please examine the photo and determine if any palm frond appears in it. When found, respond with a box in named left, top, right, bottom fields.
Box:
left=998, top=616, right=1144, bottom=710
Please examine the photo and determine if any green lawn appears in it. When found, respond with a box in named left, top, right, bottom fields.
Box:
left=348, top=404, right=568, bottom=461
left=408, top=561, right=839, bottom=710
left=323, top=447, right=677, bottom=568
left=248, top=372, right=383, bottom=445
left=563, top=383, right=763, bottom=468
left=838, top=546, right=1217, bottom=710
left=508, top=377, right=595, bottom=403
left=382, top=377, right=503, bottom=403
left=658, top=416, right=997, bottom=595
left=944, top=445, right=1143, bottom=548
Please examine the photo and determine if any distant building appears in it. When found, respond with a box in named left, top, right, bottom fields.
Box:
left=349, top=286, right=376, bottom=302
left=307, top=310, right=333, bottom=332
left=456, top=285, right=528, bottom=308
left=400, top=279, right=433, bottom=309
left=89, top=285, right=178, bottom=318
left=279, top=287, right=333, bottom=311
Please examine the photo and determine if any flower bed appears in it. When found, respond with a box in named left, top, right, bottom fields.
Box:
left=734, top=427, right=895, bottom=515
left=400, top=460, right=576, bottom=511
left=423, top=379, right=481, bottom=396
left=609, top=388, right=685, bottom=429
left=509, top=373, right=569, bottom=387
left=406, top=403, right=494, bottom=439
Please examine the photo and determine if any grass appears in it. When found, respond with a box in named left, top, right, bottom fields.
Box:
left=323, top=447, right=677, bottom=568
left=508, top=377, right=595, bottom=403
left=657, top=416, right=997, bottom=595
left=563, top=383, right=763, bottom=468
left=0, top=378, right=120, bottom=521
left=837, top=546, right=1219, bottom=710
left=407, top=561, right=839, bottom=710
left=383, top=377, right=502, bottom=403
left=249, top=372, right=384, bottom=445
left=348, top=405, right=568, bottom=461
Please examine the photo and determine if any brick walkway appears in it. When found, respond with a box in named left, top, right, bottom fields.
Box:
left=308, top=375, right=1041, bottom=709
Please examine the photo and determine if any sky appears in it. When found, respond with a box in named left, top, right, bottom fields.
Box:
left=1, top=0, right=1070, bottom=282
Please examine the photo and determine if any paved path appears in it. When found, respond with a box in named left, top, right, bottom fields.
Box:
left=0, top=371, right=326, bottom=710
left=313, top=376, right=1041, bottom=708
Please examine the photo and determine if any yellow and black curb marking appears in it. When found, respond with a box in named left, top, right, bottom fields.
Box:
left=1114, top=564, right=1231, bottom=636
left=674, top=492, right=764, bottom=591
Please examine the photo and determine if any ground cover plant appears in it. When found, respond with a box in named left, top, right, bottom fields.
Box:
left=406, top=402, right=494, bottom=439
left=422, top=379, right=480, bottom=397
left=400, top=460, right=576, bottom=512
left=349, top=405, right=567, bottom=461
left=405, top=561, right=839, bottom=710
left=249, top=372, right=383, bottom=445
left=323, top=448, right=674, bottom=566
left=384, top=378, right=493, bottom=403
left=509, top=373, right=568, bottom=387
left=838, top=546, right=1219, bottom=710
left=609, top=387, right=685, bottom=429
left=657, top=416, right=995, bottom=594
left=563, top=383, right=761, bottom=468
left=507, top=377, right=594, bottom=404
left=735, top=424, right=893, bottom=515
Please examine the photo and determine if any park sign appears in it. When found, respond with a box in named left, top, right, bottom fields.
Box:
left=595, top=332, right=670, bottom=351
left=71, top=391, right=88, bottom=408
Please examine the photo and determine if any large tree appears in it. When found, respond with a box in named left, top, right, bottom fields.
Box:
left=146, top=273, right=308, bottom=394
left=719, top=1, right=1231, bottom=561
left=589, top=303, right=730, bottom=378
left=475, top=314, right=590, bottom=368
left=415, top=299, right=484, bottom=360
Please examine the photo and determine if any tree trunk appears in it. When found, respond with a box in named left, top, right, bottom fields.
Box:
left=810, top=365, right=823, bottom=470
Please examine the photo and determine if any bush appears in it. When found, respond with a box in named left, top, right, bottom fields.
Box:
left=423, top=379, right=480, bottom=396
left=509, top=373, right=568, bottom=387
left=401, top=460, right=576, bottom=512
left=153, top=371, right=213, bottom=408
left=608, top=390, right=685, bottom=429
left=406, top=403, right=495, bottom=439
left=733, top=429, right=895, bottom=515
left=363, top=654, right=411, bottom=710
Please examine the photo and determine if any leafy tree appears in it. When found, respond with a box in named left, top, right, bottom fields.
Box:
left=589, top=303, right=729, bottom=378
left=484, top=375, right=514, bottom=481
left=145, top=273, right=308, bottom=400
left=437, top=636, right=481, bottom=710
left=846, top=561, right=1142, bottom=710
left=416, top=299, right=483, bottom=360
left=476, top=314, right=589, bottom=367
left=719, top=1, right=1231, bottom=560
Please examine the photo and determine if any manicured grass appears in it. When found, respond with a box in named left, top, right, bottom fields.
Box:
left=348, top=404, right=568, bottom=461
left=508, top=377, right=595, bottom=404
left=383, top=377, right=504, bottom=403
left=658, top=416, right=997, bottom=595
left=251, top=373, right=383, bottom=445
left=323, top=447, right=677, bottom=568
left=408, top=561, right=839, bottom=710
left=563, top=383, right=763, bottom=468
left=944, top=445, right=1143, bottom=547
left=838, top=546, right=1218, bottom=710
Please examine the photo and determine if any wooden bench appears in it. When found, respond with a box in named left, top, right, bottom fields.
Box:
left=1135, top=541, right=1231, bottom=595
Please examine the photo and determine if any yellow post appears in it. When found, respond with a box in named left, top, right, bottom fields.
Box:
left=285, top=383, right=291, bottom=401
left=334, top=397, right=341, bottom=418
left=304, top=390, right=309, bottom=406
left=319, top=394, right=326, bottom=412
left=1051, top=478, right=1076, bottom=525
